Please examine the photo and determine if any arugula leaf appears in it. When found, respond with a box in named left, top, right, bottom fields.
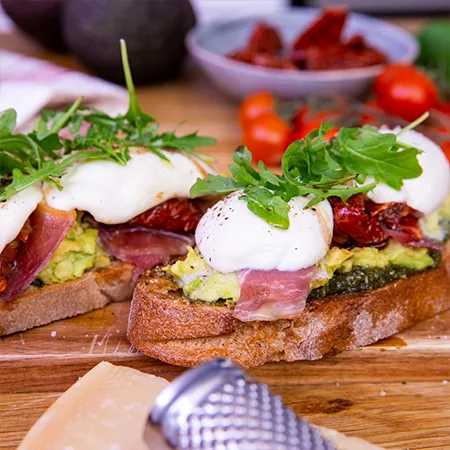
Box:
left=156, top=132, right=216, bottom=152
left=257, top=160, right=280, bottom=187
left=0, top=153, right=22, bottom=175
left=0, top=109, right=17, bottom=138
left=282, top=125, right=356, bottom=188
left=191, top=117, right=424, bottom=229
left=336, top=126, right=422, bottom=190
left=0, top=39, right=217, bottom=202
left=0, top=151, right=114, bottom=201
left=190, top=174, right=244, bottom=198
left=240, top=186, right=291, bottom=230
left=120, top=39, right=154, bottom=132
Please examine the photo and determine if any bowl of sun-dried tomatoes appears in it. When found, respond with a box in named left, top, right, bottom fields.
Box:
left=186, top=7, right=418, bottom=100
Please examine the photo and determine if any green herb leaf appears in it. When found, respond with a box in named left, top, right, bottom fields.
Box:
left=240, top=186, right=291, bottom=230
left=191, top=119, right=423, bottom=229
left=190, top=174, right=244, bottom=198
left=157, top=132, right=216, bottom=151
left=120, top=39, right=154, bottom=131
left=0, top=109, right=17, bottom=138
left=336, top=127, right=422, bottom=190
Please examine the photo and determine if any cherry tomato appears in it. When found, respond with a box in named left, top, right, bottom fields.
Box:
left=374, top=65, right=439, bottom=121
left=299, top=121, right=338, bottom=141
left=374, top=64, right=415, bottom=96
left=243, top=113, right=291, bottom=165
left=239, top=92, right=274, bottom=127
left=442, top=141, right=450, bottom=163
left=291, top=106, right=309, bottom=129
left=290, top=110, right=339, bottom=142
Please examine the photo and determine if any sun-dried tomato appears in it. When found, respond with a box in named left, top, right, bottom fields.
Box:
left=229, top=7, right=386, bottom=72
left=293, top=7, right=347, bottom=51
left=248, top=22, right=283, bottom=55
left=228, top=50, right=296, bottom=70
left=331, top=195, right=387, bottom=246
left=331, top=195, right=423, bottom=247
left=132, top=198, right=205, bottom=233
left=0, top=276, right=6, bottom=294
left=299, top=44, right=386, bottom=71
left=397, top=215, right=422, bottom=241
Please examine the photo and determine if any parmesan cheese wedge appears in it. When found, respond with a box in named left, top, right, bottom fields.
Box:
left=318, top=427, right=383, bottom=450
left=19, top=361, right=169, bottom=450
left=19, top=361, right=381, bottom=450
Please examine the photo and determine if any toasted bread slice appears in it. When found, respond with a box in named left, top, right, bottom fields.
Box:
left=0, top=262, right=135, bottom=336
left=127, top=245, right=450, bottom=368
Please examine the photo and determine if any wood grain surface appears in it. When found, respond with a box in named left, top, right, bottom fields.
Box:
left=1, top=21, right=450, bottom=450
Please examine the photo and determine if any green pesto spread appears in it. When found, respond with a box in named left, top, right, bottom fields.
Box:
left=164, top=240, right=440, bottom=305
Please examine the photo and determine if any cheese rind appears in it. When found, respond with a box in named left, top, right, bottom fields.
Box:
left=318, top=426, right=383, bottom=450
left=19, top=361, right=169, bottom=450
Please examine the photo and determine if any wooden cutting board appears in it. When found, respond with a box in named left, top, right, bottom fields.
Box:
left=1, top=23, right=450, bottom=450
left=1, top=301, right=449, bottom=449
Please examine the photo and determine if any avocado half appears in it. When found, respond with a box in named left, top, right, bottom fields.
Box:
left=62, top=0, right=196, bottom=84
left=1, top=0, right=66, bottom=51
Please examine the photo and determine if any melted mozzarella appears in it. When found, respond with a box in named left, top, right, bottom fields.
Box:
left=0, top=186, right=42, bottom=254
left=365, top=128, right=450, bottom=215
left=195, top=191, right=333, bottom=273
left=45, top=150, right=212, bottom=224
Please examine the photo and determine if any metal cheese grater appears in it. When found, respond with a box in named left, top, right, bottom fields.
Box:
left=147, top=359, right=336, bottom=450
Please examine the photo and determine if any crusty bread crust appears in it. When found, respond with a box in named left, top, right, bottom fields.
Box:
left=127, top=245, right=450, bottom=368
left=0, top=262, right=135, bottom=336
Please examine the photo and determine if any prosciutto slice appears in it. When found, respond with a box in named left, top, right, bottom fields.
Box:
left=95, top=224, right=193, bottom=272
left=0, top=204, right=76, bottom=303
left=233, top=266, right=316, bottom=322
left=382, top=227, right=444, bottom=251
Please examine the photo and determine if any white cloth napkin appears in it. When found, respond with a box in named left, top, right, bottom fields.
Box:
left=0, top=50, right=129, bottom=132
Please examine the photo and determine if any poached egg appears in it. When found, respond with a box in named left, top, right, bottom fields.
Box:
left=45, top=150, right=212, bottom=224
left=195, top=191, right=333, bottom=273
left=0, top=185, right=42, bottom=254
left=365, top=128, right=450, bottom=216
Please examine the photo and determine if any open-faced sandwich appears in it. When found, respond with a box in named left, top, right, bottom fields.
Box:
left=128, top=116, right=450, bottom=367
left=0, top=41, right=216, bottom=336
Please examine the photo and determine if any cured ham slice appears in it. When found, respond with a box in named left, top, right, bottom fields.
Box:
left=233, top=266, right=315, bottom=322
left=383, top=227, right=443, bottom=251
left=0, top=204, right=76, bottom=303
left=95, top=224, right=193, bottom=272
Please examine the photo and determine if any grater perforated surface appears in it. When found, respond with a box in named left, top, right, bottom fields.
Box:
left=150, top=359, right=336, bottom=450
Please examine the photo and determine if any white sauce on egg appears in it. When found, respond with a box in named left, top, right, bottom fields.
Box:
left=195, top=191, right=333, bottom=273
left=45, top=150, right=212, bottom=224
left=365, top=128, right=450, bottom=215
left=0, top=186, right=42, bottom=254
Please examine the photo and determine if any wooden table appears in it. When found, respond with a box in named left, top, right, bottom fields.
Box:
left=1, top=22, right=450, bottom=450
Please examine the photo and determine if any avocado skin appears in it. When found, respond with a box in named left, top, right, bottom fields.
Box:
left=62, top=0, right=196, bottom=84
left=1, top=0, right=66, bottom=51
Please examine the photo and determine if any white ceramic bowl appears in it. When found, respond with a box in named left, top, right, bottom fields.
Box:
left=186, top=8, right=419, bottom=100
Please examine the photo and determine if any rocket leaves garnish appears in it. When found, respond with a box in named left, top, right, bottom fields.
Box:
left=0, top=40, right=216, bottom=201
left=191, top=120, right=425, bottom=230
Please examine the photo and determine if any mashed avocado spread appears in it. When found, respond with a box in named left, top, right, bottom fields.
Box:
left=166, top=241, right=438, bottom=305
left=37, top=217, right=110, bottom=285
left=420, top=194, right=450, bottom=241
left=166, top=247, right=240, bottom=304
